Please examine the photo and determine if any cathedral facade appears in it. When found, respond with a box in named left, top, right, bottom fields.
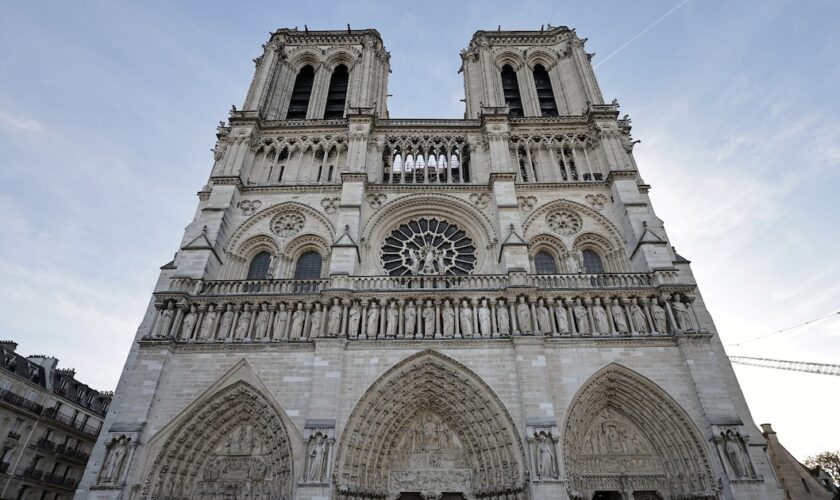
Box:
left=76, top=27, right=784, bottom=500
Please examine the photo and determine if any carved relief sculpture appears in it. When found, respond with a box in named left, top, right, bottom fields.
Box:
left=630, top=299, right=648, bottom=333
left=404, top=300, right=417, bottom=337
left=573, top=298, right=590, bottom=334
left=273, top=303, right=288, bottom=340
left=592, top=298, right=609, bottom=334
left=254, top=303, right=270, bottom=340
left=327, top=298, right=342, bottom=337
left=442, top=300, right=455, bottom=338
left=219, top=304, right=235, bottom=340
left=497, top=299, right=511, bottom=336
left=309, top=303, right=322, bottom=338
left=423, top=300, right=436, bottom=338
left=180, top=304, right=198, bottom=340
left=348, top=301, right=361, bottom=337
left=367, top=302, right=380, bottom=338
left=650, top=300, right=668, bottom=333
left=235, top=304, right=252, bottom=340
left=611, top=298, right=629, bottom=334
left=386, top=301, right=399, bottom=337
left=536, top=298, right=551, bottom=335
left=198, top=304, right=217, bottom=341
left=478, top=299, right=491, bottom=336
left=671, top=295, right=694, bottom=332
left=289, top=303, right=305, bottom=340
left=517, top=296, right=532, bottom=334
left=555, top=300, right=570, bottom=334
left=98, top=435, right=130, bottom=485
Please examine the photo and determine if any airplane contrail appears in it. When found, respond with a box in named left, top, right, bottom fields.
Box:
left=593, top=0, right=690, bottom=69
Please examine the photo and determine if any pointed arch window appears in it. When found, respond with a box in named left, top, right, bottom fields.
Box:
left=534, top=251, right=557, bottom=274
left=582, top=249, right=605, bottom=274
left=294, top=251, right=322, bottom=279
left=500, top=65, right=523, bottom=117
left=247, top=251, right=272, bottom=279
left=324, top=64, right=349, bottom=119
left=533, top=64, right=558, bottom=116
left=286, top=65, right=315, bottom=119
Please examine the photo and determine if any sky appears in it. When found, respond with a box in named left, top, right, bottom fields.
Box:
left=0, top=0, right=838, bottom=461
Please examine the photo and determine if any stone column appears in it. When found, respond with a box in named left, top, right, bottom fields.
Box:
left=509, top=299, right=519, bottom=335
left=340, top=300, right=349, bottom=338
left=565, top=298, right=576, bottom=335
left=490, top=300, right=499, bottom=338
left=359, top=301, right=369, bottom=340
left=397, top=299, right=405, bottom=339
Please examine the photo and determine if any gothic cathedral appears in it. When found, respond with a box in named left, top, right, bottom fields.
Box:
left=76, top=27, right=784, bottom=500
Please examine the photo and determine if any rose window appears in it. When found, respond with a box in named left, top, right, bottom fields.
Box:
left=381, top=218, right=477, bottom=276
left=270, top=211, right=305, bottom=238
left=547, top=209, right=582, bottom=236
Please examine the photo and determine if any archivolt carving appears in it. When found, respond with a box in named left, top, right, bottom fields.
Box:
left=283, top=233, right=330, bottom=261
left=286, top=46, right=323, bottom=72
left=232, top=234, right=281, bottom=262
left=142, top=381, right=294, bottom=499
left=564, top=364, right=716, bottom=499
left=226, top=201, right=336, bottom=255
left=523, top=198, right=623, bottom=246
left=492, top=48, right=526, bottom=71
left=323, top=46, right=362, bottom=71
left=335, top=350, right=527, bottom=498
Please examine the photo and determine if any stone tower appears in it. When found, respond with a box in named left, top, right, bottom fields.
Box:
left=75, top=27, right=784, bottom=500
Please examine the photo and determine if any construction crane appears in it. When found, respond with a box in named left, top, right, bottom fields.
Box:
left=729, top=356, right=840, bottom=377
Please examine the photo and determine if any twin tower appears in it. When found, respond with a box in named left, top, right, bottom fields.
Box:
left=75, top=27, right=783, bottom=500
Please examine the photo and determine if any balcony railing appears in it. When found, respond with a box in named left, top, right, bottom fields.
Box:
left=0, top=389, right=43, bottom=414
left=35, top=438, right=56, bottom=451
left=168, top=271, right=680, bottom=297
left=56, top=444, right=90, bottom=463
left=43, top=407, right=100, bottom=438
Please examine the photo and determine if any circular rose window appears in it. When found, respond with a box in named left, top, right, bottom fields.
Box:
left=381, top=218, right=477, bottom=276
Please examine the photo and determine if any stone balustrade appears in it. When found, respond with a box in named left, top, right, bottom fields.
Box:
left=146, top=271, right=703, bottom=344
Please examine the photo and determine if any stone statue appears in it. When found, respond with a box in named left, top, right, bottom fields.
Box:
left=422, top=246, right=437, bottom=275
left=554, top=300, right=569, bottom=334
left=478, top=299, right=491, bottom=336
left=273, top=304, right=288, bottom=340
left=422, top=300, right=435, bottom=337
left=724, top=430, right=749, bottom=478
left=348, top=301, right=361, bottom=337
left=219, top=304, right=235, bottom=340
left=153, top=302, right=175, bottom=338
left=517, top=296, right=531, bottom=334
left=408, top=248, right=420, bottom=274
left=99, top=436, right=128, bottom=484
left=592, top=298, right=609, bottom=334
left=198, top=304, right=217, bottom=340
left=611, top=299, right=629, bottom=334
left=254, top=303, right=270, bottom=339
left=459, top=300, right=473, bottom=336
left=235, top=304, right=252, bottom=340
left=308, top=434, right=327, bottom=482
left=497, top=299, right=510, bottom=336
left=404, top=301, right=417, bottom=337
left=386, top=301, right=399, bottom=337
left=289, top=303, right=305, bottom=340
left=180, top=305, right=198, bottom=340
left=536, top=434, right=557, bottom=479
left=309, top=304, right=322, bottom=338
left=536, top=298, right=551, bottom=334
left=672, top=297, right=694, bottom=331
left=366, top=302, right=380, bottom=337
left=630, top=300, right=648, bottom=333
left=326, top=299, right=342, bottom=337
left=650, top=301, right=667, bottom=333
left=573, top=298, right=590, bottom=334
left=442, top=300, right=455, bottom=338
left=437, top=248, right=447, bottom=274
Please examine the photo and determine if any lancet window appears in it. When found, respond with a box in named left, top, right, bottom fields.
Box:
left=534, top=250, right=558, bottom=274
left=286, top=65, right=315, bottom=119
left=324, top=64, right=349, bottom=119
left=582, top=249, right=605, bottom=274
left=501, top=65, right=524, bottom=117
left=294, top=251, right=323, bottom=279
left=246, top=251, right=272, bottom=280
left=533, top=64, right=558, bottom=117
left=382, top=136, right=471, bottom=184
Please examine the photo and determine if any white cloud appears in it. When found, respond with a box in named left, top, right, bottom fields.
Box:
left=0, top=110, right=44, bottom=133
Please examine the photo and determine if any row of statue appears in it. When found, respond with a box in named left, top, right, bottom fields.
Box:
left=148, top=293, right=700, bottom=342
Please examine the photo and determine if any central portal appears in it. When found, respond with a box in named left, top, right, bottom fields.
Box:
left=389, top=411, right=472, bottom=497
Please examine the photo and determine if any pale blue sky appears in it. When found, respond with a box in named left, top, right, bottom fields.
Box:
left=1, top=1, right=838, bottom=459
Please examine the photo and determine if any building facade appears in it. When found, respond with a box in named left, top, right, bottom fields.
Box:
left=0, top=341, right=111, bottom=499
left=76, top=27, right=786, bottom=500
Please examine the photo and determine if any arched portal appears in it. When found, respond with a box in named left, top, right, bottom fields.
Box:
left=143, top=381, right=294, bottom=499
left=564, top=364, right=716, bottom=500
left=335, top=350, right=527, bottom=500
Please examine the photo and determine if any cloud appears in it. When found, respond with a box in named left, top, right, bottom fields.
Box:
left=0, top=110, right=44, bottom=133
